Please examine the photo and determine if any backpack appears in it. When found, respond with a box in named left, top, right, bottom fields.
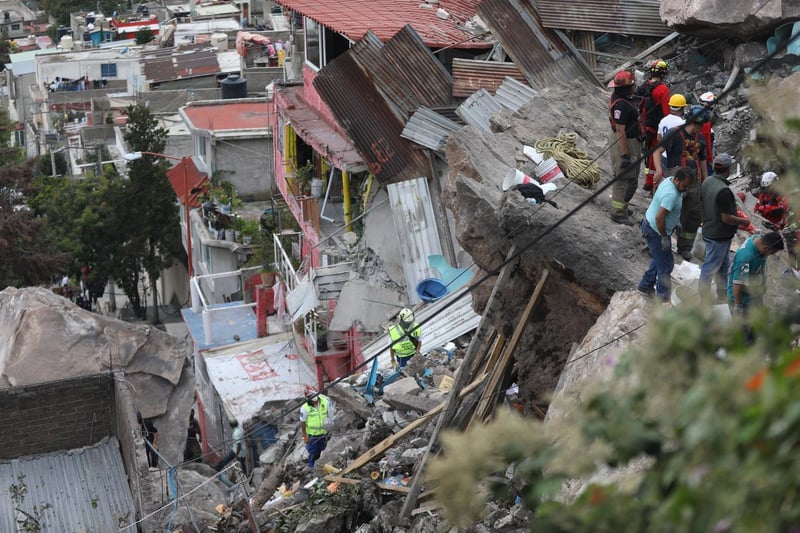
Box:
left=635, top=80, right=666, bottom=133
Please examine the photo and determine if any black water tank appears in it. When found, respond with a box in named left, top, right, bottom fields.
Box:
left=220, top=74, right=247, bottom=99
left=56, top=26, right=73, bottom=40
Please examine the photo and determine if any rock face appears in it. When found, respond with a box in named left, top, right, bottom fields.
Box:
left=445, top=81, right=652, bottom=403
left=0, top=287, right=193, bottom=464
left=660, top=0, right=800, bottom=39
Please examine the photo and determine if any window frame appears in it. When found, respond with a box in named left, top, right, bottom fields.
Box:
left=100, top=63, right=117, bottom=77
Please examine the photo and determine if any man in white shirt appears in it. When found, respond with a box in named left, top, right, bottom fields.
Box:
left=655, top=93, right=687, bottom=180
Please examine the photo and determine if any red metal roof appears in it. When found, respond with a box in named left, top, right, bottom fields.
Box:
left=183, top=102, right=270, bottom=132
left=166, top=158, right=208, bottom=206
left=273, top=0, right=489, bottom=49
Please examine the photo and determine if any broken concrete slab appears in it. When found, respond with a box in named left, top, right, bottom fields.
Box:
left=382, top=376, right=422, bottom=396
left=328, top=279, right=405, bottom=332
left=326, top=382, right=372, bottom=420
left=383, top=392, right=440, bottom=414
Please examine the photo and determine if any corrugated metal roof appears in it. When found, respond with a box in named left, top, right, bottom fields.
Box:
left=494, top=76, right=538, bottom=112
left=0, top=437, right=136, bottom=533
left=201, top=333, right=317, bottom=423
left=452, top=58, right=528, bottom=98
left=401, top=107, right=461, bottom=152
left=360, top=285, right=481, bottom=368
left=456, top=88, right=504, bottom=132
left=387, top=178, right=443, bottom=304
left=477, top=0, right=600, bottom=90
left=313, top=29, right=432, bottom=183
left=273, top=0, right=491, bottom=49
left=537, top=0, right=670, bottom=37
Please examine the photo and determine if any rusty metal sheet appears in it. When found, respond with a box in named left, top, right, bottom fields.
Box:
left=452, top=58, right=527, bottom=97
left=537, top=0, right=670, bottom=37
left=313, top=30, right=434, bottom=183
left=477, top=0, right=600, bottom=89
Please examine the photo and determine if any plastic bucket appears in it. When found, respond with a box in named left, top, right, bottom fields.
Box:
left=416, top=278, right=448, bottom=303
left=502, top=168, right=534, bottom=191
left=534, top=158, right=565, bottom=183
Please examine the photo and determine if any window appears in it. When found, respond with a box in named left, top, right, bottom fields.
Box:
left=196, top=134, right=207, bottom=163
left=304, top=17, right=320, bottom=70
left=100, top=63, right=117, bottom=77
left=11, top=23, right=20, bottom=30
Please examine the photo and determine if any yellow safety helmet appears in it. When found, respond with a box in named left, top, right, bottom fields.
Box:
left=668, top=94, right=687, bottom=108
left=398, top=308, right=414, bottom=323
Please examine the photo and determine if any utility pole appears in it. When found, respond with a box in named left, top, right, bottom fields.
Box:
left=94, top=145, right=102, bottom=176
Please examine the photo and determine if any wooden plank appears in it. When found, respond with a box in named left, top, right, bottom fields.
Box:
left=412, top=501, right=442, bottom=516
left=339, top=373, right=487, bottom=475
left=480, top=335, right=506, bottom=375
left=399, top=247, right=521, bottom=518
left=376, top=483, right=411, bottom=493
left=469, top=270, right=549, bottom=428
left=323, top=475, right=361, bottom=485
left=602, top=31, right=680, bottom=83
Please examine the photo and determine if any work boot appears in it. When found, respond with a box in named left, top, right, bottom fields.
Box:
left=611, top=212, right=634, bottom=226
left=643, top=182, right=653, bottom=193
left=678, top=248, right=693, bottom=261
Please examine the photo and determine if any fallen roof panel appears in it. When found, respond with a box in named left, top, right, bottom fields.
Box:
left=272, top=0, right=491, bottom=49
left=537, top=0, right=670, bottom=37
left=452, top=58, right=528, bottom=98
left=456, top=88, right=504, bottom=132
left=0, top=437, right=136, bottom=533
left=494, top=76, right=538, bottom=112
left=201, top=333, right=317, bottom=423
left=401, top=106, right=461, bottom=152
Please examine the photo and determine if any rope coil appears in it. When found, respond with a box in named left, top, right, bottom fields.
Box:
left=534, top=131, right=601, bottom=189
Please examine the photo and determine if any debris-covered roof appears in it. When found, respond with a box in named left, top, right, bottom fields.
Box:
left=273, top=0, right=490, bottom=49
left=141, top=44, right=229, bottom=83
left=0, top=437, right=136, bottom=533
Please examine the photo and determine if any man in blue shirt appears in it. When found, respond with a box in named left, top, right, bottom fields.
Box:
left=638, top=168, right=696, bottom=301
left=728, top=232, right=784, bottom=314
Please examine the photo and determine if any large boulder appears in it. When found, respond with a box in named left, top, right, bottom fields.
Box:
left=0, top=287, right=193, bottom=464
left=660, top=0, right=800, bottom=39
left=444, top=82, right=651, bottom=401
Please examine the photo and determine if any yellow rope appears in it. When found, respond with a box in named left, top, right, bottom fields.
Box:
left=533, top=131, right=601, bottom=189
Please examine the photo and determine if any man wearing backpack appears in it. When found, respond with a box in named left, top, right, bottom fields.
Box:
left=608, top=70, right=643, bottom=226
left=652, top=105, right=710, bottom=259
left=639, top=59, right=671, bottom=193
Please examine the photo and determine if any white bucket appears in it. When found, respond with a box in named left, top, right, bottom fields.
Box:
left=534, top=158, right=565, bottom=183
left=502, top=168, right=534, bottom=191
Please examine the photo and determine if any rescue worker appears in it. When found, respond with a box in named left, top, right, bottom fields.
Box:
left=728, top=231, right=784, bottom=315
left=638, top=168, right=696, bottom=302
left=608, top=70, right=643, bottom=225
left=754, top=171, right=788, bottom=230
left=655, top=93, right=687, bottom=183
left=698, top=91, right=717, bottom=174
left=640, top=59, right=671, bottom=192
left=652, top=105, right=710, bottom=259
left=299, top=387, right=334, bottom=468
left=698, top=154, right=750, bottom=302
left=389, top=308, right=421, bottom=367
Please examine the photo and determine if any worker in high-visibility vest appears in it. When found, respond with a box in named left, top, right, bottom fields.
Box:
left=389, top=308, right=421, bottom=368
left=299, top=387, right=334, bottom=468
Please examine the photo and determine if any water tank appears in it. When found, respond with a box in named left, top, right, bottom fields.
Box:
left=210, top=33, right=228, bottom=50
left=59, top=35, right=74, bottom=50
left=220, top=74, right=247, bottom=99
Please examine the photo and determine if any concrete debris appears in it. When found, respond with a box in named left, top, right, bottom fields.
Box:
left=660, top=0, right=800, bottom=39
left=383, top=376, right=423, bottom=396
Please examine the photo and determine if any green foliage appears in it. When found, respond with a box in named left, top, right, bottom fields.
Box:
left=0, top=106, right=68, bottom=288
left=35, top=151, right=68, bottom=177
left=134, top=27, right=154, bottom=45
left=429, top=303, right=800, bottom=531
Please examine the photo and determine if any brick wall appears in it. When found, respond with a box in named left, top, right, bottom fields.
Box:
left=0, top=374, right=116, bottom=460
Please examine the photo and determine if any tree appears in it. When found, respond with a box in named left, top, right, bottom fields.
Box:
left=0, top=106, right=68, bottom=289
left=135, top=27, right=154, bottom=45
left=120, top=105, right=183, bottom=322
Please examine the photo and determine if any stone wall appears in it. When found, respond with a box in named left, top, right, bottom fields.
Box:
left=0, top=374, right=115, bottom=459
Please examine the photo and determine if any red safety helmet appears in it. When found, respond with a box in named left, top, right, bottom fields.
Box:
left=610, top=70, right=635, bottom=88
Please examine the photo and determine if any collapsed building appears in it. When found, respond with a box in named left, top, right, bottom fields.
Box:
left=1, top=0, right=800, bottom=531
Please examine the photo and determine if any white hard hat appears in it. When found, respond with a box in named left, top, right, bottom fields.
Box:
left=398, top=308, right=414, bottom=323
left=761, top=171, right=778, bottom=188
left=699, top=91, right=716, bottom=104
